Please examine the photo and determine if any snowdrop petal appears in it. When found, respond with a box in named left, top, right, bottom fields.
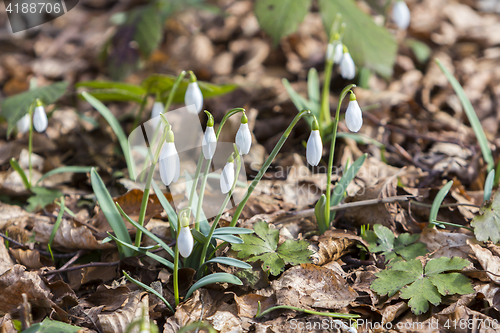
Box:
left=345, top=100, right=363, bottom=132
left=333, top=43, right=344, bottom=64
left=392, top=1, right=410, bottom=30
left=235, top=123, right=251, bottom=155
left=151, top=101, right=164, bottom=119
left=220, top=162, right=234, bottom=194
left=159, top=142, right=180, bottom=186
left=202, top=126, right=217, bottom=159
left=178, top=226, right=194, bottom=258
left=33, top=105, right=48, bottom=133
left=184, top=82, right=203, bottom=114
left=306, top=130, right=322, bottom=166
left=16, top=114, right=30, bottom=134
left=340, top=53, right=356, bottom=80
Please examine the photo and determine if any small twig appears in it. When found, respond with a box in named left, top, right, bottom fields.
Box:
left=276, top=195, right=415, bottom=224
left=410, top=200, right=480, bottom=209
left=41, top=261, right=120, bottom=276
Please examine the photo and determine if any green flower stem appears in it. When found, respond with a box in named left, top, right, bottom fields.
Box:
left=324, top=84, right=356, bottom=231
left=138, top=71, right=186, bottom=183
left=430, top=220, right=474, bottom=232
left=255, top=301, right=359, bottom=319
left=187, top=154, right=204, bottom=208
left=134, top=116, right=169, bottom=247
left=320, top=60, right=334, bottom=130
left=198, top=145, right=241, bottom=274
left=174, top=207, right=190, bottom=307
left=230, top=110, right=312, bottom=227
left=27, top=101, right=35, bottom=186
left=194, top=108, right=245, bottom=231
left=163, top=71, right=186, bottom=114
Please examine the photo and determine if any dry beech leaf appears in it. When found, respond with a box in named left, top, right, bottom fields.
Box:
left=67, top=264, right=118, bottom=291
left=344, top=173, right=406, bottom=230
left=0, top=313, right=16, bottom=333
left=164, top=289, right=239, bottom=333
left=0, top=240, right=14, bottom=276
left=93, top=189, right=163, bottom=232
left=0, top=265, right=51, bottom=315
left=419, top=228, right=474, bottom=259
left=85, top=285, right=131, bottom=312
left=98, top=291, right=147, bottom=333
left=272, top=264, right=358, bottom=310
left=9, top=248, right=50, bottom=269
left=234, top=293, right=274, bottom=318
left=469, top=242, right=500, bottom=284
left=0, top=203, right=32, bottom=229
left=34, top=218, right=114, bottom=250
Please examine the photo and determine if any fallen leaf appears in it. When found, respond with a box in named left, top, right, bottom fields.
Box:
left=469, top=242, right=500, bottom=284
left=98, top=291, right=147, bottom=333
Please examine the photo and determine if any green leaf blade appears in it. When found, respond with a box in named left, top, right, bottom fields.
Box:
left=185, top=273, right=242, bottom=299
left=471, top=190, right=500, bottom=243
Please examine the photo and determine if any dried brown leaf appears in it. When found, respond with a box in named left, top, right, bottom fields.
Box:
left=272, top=264, right=358, bottom=310
left=234, top=293, right=274, bottom=318
left=9, top=249, right=49, bottom=270
left=469, top=242, right=500, bottom=284
left=98, top=291, right=147, bottom=333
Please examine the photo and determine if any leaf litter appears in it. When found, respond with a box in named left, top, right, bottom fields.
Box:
left=1, top=0, right=500, bottom=332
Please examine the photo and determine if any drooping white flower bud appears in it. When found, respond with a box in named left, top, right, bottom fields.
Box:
left=177, top=213, right=193, bottom=258
left=345, top=92, right=363, bottom=132
left=235, top=113, right=251, bottom=155
left=202, top=111, right=217, bottom=159
left=33, top=102, right=48, bottom=133
left=184, top=72, right=203, bottom=114
left=220, top=155, right=235, bottom=194
left=333, top=43, right=344, bottom=64
left=392, top=1, right=410, bottom=30
left=340, top=46, right=356, bottom=80
left=306, top=118, right=322, bottom=166
left=151, top=101, right=164, bottom=119
left=16, top=113, right=30, bottom=134
left=159, top=126, right=180, bottom=186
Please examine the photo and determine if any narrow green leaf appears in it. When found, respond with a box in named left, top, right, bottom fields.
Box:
left=213, top=227, right=254, bottom=235
left=90, top=168, right=134, bottom=258
left=282, top=78, right=317, bottom=127
left=429, top=180, right=453, bottom=224
left=2, top=81, right=68, bottom=136
left=214, top=234, right=243, bottom=244
left=191, top=229, right=207, bottom=244
left=36, top=166, right=93, bottom=185
left=21, top=318, right=82, bottom=333
left=202, top=257, right=252, bottom=270
left=134, top=5, right=162, bottom=57
left=76, top=81, right=146, bottom=94
left=185, top=273, right=242, bottom=299
left=9, top=158, right=30, bottom=190
left=307, top=68, right=320, bottom=110
left=152, top=181, right=178, bottom=233
left=254, top=0, right=312, bottom=46
left=109, top=233, right=174, bottom=270
left=484, top=169, right=495, bottom=202
left=123, top=270, right=174, bottom=312
left=315, top=194, right=327, bottom=234
left=330, top=154, right=367, bottom=221
left=82, top=92, right=135, bottom=180
left=319, top=0, right=397, bottom=78
left=115, top=203, right=175, bottom=258
left=435, top=59, right=494, bottom=171
left=406, top=39, right=431, bottom=64
left=80, top=89, right=145, bottom=103
left=48, top=196, right=65, bottom=263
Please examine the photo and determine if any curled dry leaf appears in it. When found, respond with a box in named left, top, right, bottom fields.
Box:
left=310, top=235, right=358, bottom=266
left=0, top=265, right=51, bottom=316
left=234, top=293, right=274, bottom=318
left=9, top=248, right=50, bottom=269
left=0, top=202, right=32, bottom=229
left=98, top=291, right=147, bottom=333
left=272, top=264, right=358, bottom=310
left=34, top=217, right=114, bottom=250
left=85, top=285, right=131, bottom=312
left=164, top=289, right=240, bottom=333
left=469, top=242, right=500, bottom=284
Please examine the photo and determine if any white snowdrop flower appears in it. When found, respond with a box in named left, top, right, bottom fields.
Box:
left=235, top=113, right=251, bottom=155
left=151, top=101, right=164, bottom=119
left=16, top=113, right=30, bottom=134
left=392, top=0, right=410, bottom=30
left=306, top=118, right=322, bottom=166
left=220, top=155, right=235, bottom=194
left=202, top=111, right=217, bottom=159
left=340, top=46, right=356, bottom=80
left=159, top=126, right=180, bottom=186
left=184, top=72, right=203, bottom=114
left=333, top=43, right=344, bottom=64
left=178, top=213, right=193, bottom=258
left=33, top=104, right=48, bottom=133
left=345, top=92, right=363, bottom=133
